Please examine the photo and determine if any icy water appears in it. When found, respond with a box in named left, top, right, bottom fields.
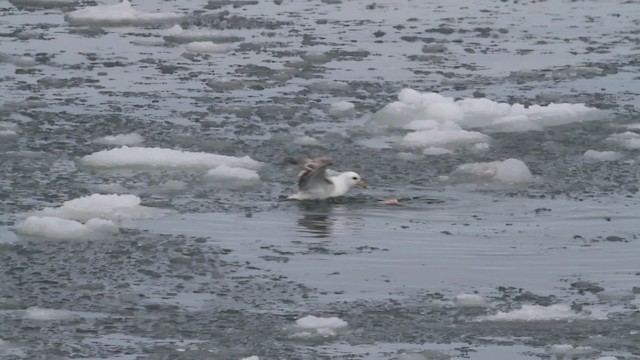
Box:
left=1, top=0, right=640, bottom=359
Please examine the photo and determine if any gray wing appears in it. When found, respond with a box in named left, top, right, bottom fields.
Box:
left=297, top=157, right=335, bottom=190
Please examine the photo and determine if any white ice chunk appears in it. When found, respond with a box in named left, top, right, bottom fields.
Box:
left=328, top=101, right=356, bottom=118
left=307, top=81, right=351, bottom=92
left=184, top=41, right=230, bottom=54
left=422, top=147, right=453, bottom=155
left=583, top=150, right=622, bottom=162
left=64, top=0, right=183, bottom=26
left=205, top=165, right=260, bottom=187
left=401, top=127, right=489, bottom=149
left=34, top=194, right=162, bottom=222
left=239, top=357, right=259, bottom=360
left=93, top=132, right=144, bottom=146
left=25, top=307, right=76, bottom=321
left=370, top=88, right=602, bottom=132
left=0, top=129, right=18, bottom=137
left=291, top=315, right=348, bottom=338
left=606, top=132, right=640, bottom=149
left=395, top=152, right=421, bottom=160
left=163, top=25, right=243, bottom=44
left=293, top=135, right=320, bottom=146
left=454, top=294, right=489, bottom=308
left=295, top=315, right=347, bottom=329
left=479, top=304, right=600, bottom=321
left=78, top=146, right=263, bottom=171
left=14, top=216, right=118, bottom=240
left=452, top=158, right=533, bottom=184
left=546, top=344, right=599, bottom=358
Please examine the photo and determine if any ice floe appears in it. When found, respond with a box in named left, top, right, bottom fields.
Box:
left=0, top=53, right=36, bottom=67
left=184, top=41, right=231, bottom=54
left=78, top=146, right=263, bottom=171
left=64, top=0, right=183, bottom=27
left=163, top=25, right=243, bottom=44
left=454, top=294, right=489, bottom=308
left=583, top=150, right=622, bottom=162
left=93, top=132, right=144, bottom=146
left=450, top=158, right=533, bottom=184
left=328, top=101, right=356, bottom=118
left=25, top=307, right=76, bottom=321
left=293, top=135, right=321, bottom=146
left=10, top=0, right=77, bottom=9
left=204, top=165, right=261, bottom=187
left=290, top=315, right=348, bottom=338
left=478, top=304, right=605, bottom=321
left=33, top=193, right=164, bottom=222
left=14, top=216, right=119, bottom=240
left=606, top=132, right=640, bottom=149
left=546, top=344, right=599, bottom=358
left=368, top=88, right=602, bottom=150
left=239, top=357, right=259, bottom=360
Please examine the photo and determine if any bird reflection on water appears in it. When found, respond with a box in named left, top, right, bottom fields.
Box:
left=295, top=200, right=365, bottom=238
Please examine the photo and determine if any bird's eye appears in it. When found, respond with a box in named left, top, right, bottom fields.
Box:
left=352, top=176, right=358, bottom=180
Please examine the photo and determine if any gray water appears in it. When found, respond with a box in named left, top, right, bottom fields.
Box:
left=1, top=0, right=640, bottom=359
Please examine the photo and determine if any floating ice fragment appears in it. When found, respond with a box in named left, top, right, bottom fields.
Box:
left=185, top=41, right=231, bottom=54
left=546, top=344, right=599, bottom=358
left=606, top=132, right=640, bottom=149
left=163, top=25, right=244, bottom=44
left=205, top=165, right=260, bottom=187
left=25, top=307, right=76, bottom=321
left=583, top=150, right=622, bottom=162
left=295, top=315, right=347, bottom=329
left=93, top=132, right=144, bottom=146
left=371, top=88, right=602, bottom=132
left=328, top=101, right=355, bottom=118
left=0, top=129, right=18, bottom=137
left=395, top=152, right=421, bottom=160
left=78, top=146, right=263, bottom=171
left=64, top=0, right=184, bottom=26
left=422, top=147, right=453, bottom=155
left=14, top=216, right=118, bottom=240
left=454, top=294, right=489, bottom=308
left=451, top=158, right=533, bottom=184
left=0, top=53, right=36, bottom=67
left=479, top=304, right=602, bottom=321
left=293, top=135, right=321, bottom=146
left=290, top=315, right=348, bottom=338
left=401, top=126, right=489, bottom=149
left=11, top=0, right=77, bottom=9
left=34, top=193, right=163, bottom=222
left=239, top=357, right=259, bottom=360
left=307, top=81, right=351, bottom=92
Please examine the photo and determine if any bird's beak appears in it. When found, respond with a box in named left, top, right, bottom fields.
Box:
left=356, top=179, right=367, bottom=189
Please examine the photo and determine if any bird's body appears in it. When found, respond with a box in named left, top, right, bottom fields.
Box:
left=288, top=157, right=366, bottom=200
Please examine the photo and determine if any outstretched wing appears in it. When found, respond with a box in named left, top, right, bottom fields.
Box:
left=297, top=157, right=335, bottom=190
